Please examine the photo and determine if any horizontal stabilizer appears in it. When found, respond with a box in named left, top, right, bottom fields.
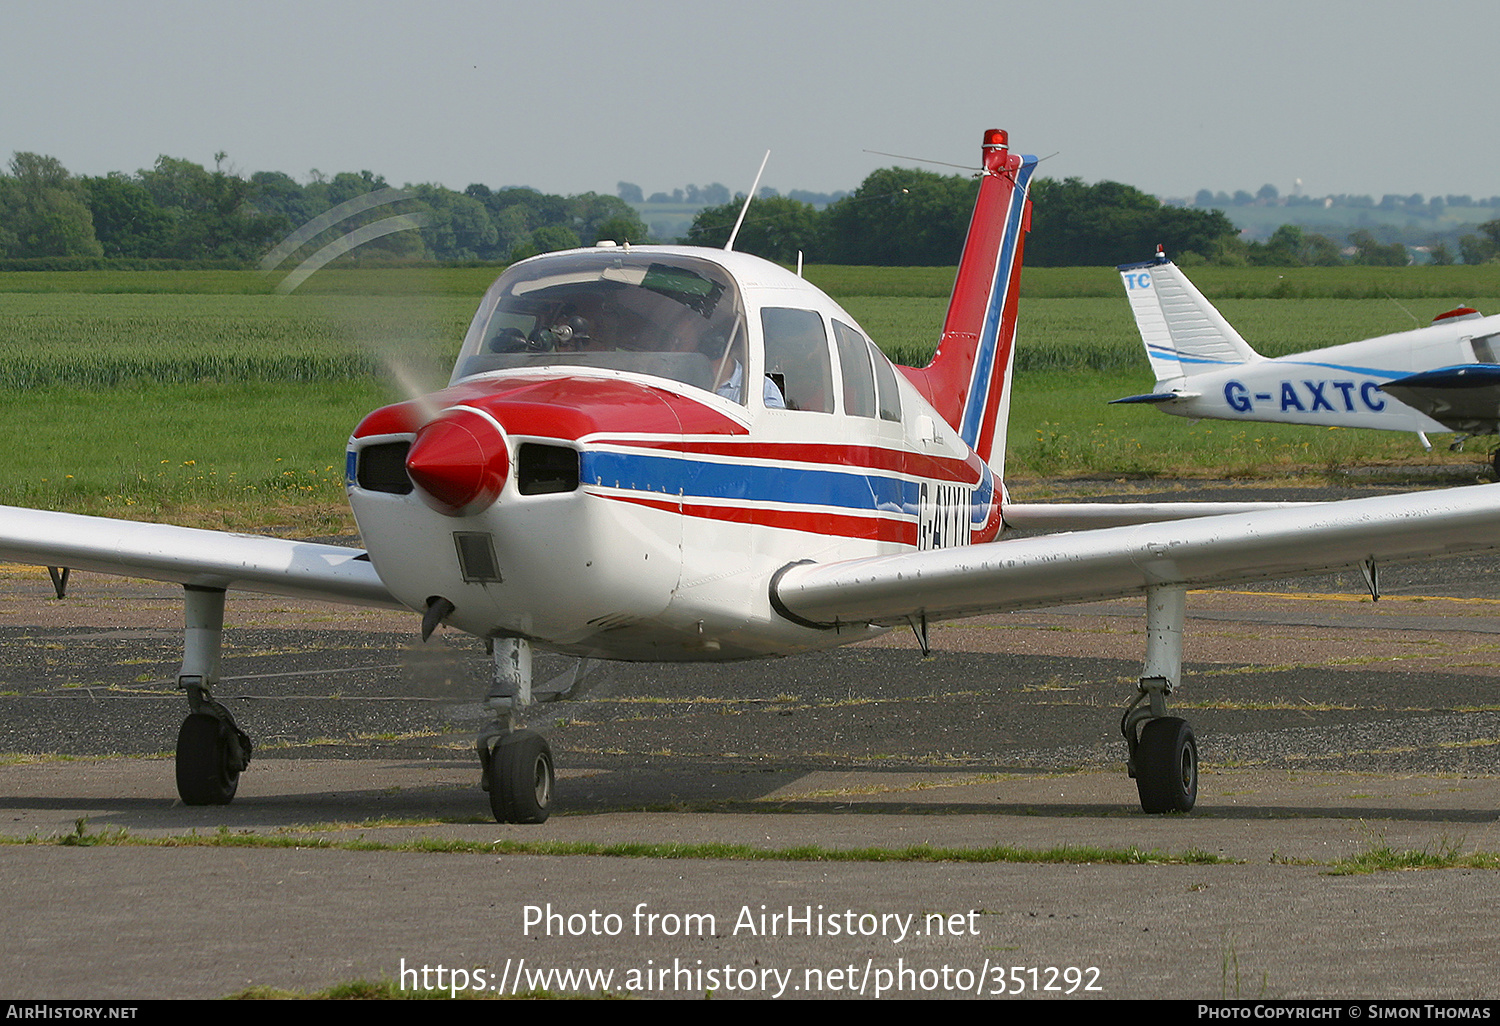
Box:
left=1109, top=391, right=1198, bottom=405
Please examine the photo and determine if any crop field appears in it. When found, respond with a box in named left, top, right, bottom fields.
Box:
left=0, top=265, right=1495, bottom=533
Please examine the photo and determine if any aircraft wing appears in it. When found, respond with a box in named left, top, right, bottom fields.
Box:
left=772, top=486, right=1500, bottom=626
left=1380, top=365, right=1500, bottom=434
left=0, top=505, right=403, bottom=609
left=1002, top=500, right=1317, bottom=531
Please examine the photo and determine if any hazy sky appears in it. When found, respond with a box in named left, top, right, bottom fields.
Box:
left=5, top=0, right=1496, bottom=201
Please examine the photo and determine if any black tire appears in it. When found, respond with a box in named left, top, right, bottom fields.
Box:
left=1135, top=717, right=1197, bottom=814
left=176, top=713, right=239, bottom=805
left=489, top=730, right=554, bottom=824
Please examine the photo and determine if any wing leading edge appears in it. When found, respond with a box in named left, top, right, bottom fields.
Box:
left=0, top=505, right=402, bottom=609
left=772, top=485, right=1500, bottom=627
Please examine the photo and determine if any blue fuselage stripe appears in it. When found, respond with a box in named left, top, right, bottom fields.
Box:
left=582, top=450, right=993, bottom=525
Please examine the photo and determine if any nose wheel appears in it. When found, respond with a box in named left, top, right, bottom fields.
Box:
left=476, top=636, right=556, bottom=823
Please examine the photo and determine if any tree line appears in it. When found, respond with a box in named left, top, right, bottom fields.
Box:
left=1194, top=183, right=1500, bottom=213
left=688, top=170, right=1242, bottom=266
left=5, top=150, right=1498, bottom=269
left=689, top=169, right=1500, bottom=268
left=0, top=152, right=649, bottom=267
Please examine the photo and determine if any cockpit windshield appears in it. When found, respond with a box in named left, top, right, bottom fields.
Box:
left=453, top=251, right=749, bottom=402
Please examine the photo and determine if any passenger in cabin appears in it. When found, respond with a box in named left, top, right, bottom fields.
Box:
left=706, top=333, right=785, bottom=408
left=760, top=308, right=832, bottom=413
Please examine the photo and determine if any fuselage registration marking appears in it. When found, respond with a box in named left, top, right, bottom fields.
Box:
left=918, top=481, right=972, bottom=551
left=1224, top=379, right=1386, bottom=414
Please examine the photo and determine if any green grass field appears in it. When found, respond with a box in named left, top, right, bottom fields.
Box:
left=0, top=265, right=1493, bottom=532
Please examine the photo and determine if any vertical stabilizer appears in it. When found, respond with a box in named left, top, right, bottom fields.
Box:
left=898, top=130, right=1037, bottom=474
left=1117, top=250, right=1261, bottom=389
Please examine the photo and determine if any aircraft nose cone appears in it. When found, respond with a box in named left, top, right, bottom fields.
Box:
left=406, top=408, right=509, bottom=516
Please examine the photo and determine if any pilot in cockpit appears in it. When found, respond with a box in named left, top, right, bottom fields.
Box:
left=544, top=300, right=615, bottom=352
left=548, top=314, right=604, bottom=352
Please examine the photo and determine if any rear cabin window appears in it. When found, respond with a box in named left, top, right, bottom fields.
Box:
left=761, top=308, right=833, bottom=413
left=833, top=320, right=877, bottom=418
left=870, top=341, right=902, bottom=422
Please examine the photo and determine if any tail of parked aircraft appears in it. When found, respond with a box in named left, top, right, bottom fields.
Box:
left=897, top=129, right=1037, bottom=475
left=1116, top=248, right=1262, bottom=395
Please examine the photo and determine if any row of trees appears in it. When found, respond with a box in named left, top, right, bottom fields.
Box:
left=1222, top=222, right=1500, bottom=267
left=1193, top=184, right=1500, bottom=212
left=689, top=169, right=1500, bottom=267
left=6, top=149, right=1498, bottom=268
left=0, top=153, right=650, bottom=265
left=686, top=169, right=1241, bottom=266
left=617, top=180, right=847, bottom=209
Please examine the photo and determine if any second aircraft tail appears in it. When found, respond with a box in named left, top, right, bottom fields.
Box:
left=1117, top=248, right=1262, bottom=394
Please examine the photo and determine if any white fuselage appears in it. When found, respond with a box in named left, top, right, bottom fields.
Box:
left=344, top=248, right=1000, bottom=661
left=1153, top=319, right=1500, bottom=433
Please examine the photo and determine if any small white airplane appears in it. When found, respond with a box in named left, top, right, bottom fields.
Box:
left=2, top=131, right=1499, bottom=823
left=1115, top=248, right=1500, bottom=470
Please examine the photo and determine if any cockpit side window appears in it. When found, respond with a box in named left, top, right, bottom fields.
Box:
left=1470, top=333, right=1498, bottom=364
left=833, top=320, right=877, bottom=418
left=869, top=341, right=903, bottom=422
left=761, top=308, right=833, bottom=413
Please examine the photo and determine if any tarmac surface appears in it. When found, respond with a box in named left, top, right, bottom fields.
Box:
left=2, top=477, right=1500, bottom=1000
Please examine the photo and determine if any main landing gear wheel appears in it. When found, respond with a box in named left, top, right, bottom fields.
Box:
left=1135, top=717, right=1198, bottom=814
left=175, top=713, right=245, bottom=805
left=488, top=729, right=554, bottom=824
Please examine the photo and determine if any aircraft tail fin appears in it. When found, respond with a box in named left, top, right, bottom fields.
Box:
left=1118, top=249, right=1261, bottom=390
left=898, top=129, right=1036, bottom=474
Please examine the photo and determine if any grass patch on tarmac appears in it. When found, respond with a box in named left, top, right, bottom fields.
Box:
left=11, top=819, right=1229, bottom=864
left=1325, top=836, right=1500, bottom=875
left=18, top=818, right=1500, bottom=874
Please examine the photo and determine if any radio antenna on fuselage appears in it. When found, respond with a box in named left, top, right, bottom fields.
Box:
left=724, top=150, right=771, bottom=252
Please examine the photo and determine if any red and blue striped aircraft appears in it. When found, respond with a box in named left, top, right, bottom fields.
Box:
left=2, top=130, right=1498, bottom=822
